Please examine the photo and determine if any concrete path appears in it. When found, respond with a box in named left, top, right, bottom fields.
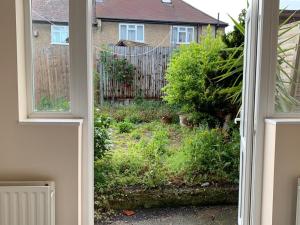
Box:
left=101, top=206, right=237, bottom=225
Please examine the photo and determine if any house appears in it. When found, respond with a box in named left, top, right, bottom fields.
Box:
left=31, top=0, right=228, bottom=50
left=280, top=10, right=300, bottom=24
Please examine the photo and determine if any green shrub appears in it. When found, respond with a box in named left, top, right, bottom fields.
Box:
left=94, top=110, right=112, bottom=159
left=117, top=121, right=134, bottom=133
left=100, top=51, right=135, bottom=84
left=176, top=128, right=240, bottom=184
left=163, top=28, right=237, bottom=122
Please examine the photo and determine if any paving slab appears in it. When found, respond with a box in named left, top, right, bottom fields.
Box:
left=100, top=206, right=237, bottom=225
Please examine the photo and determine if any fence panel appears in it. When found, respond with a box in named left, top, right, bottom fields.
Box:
left=97, top=46, right=174, bottom=101
left=34, top=46, right=70, bottom=105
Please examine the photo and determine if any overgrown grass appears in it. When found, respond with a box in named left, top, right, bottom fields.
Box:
left=94, top=101, right=240, bottom=220
left=98, top=100, right=179, bottom=123
left=94, top=114, right=240, bottom=190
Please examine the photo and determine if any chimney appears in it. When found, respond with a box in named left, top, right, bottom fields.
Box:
left=162, top=0, right=172, bottom=4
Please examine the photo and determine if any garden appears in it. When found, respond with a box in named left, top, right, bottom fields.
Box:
left=94, top=24, right=244, bottom=223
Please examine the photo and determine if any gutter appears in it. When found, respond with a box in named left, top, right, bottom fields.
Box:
left=98, top=17, right=228, bottom=27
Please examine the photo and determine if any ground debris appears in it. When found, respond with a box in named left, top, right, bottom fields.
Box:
left=122, top=210, right=136, bottom=217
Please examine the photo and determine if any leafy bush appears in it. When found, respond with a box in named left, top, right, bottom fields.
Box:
left=169, top=128, right=240, bottom=184
left=94, top=110, right=112, bottom=159
left=100, top=51, right=135, bottom=84
left=163, top=27, right=237, bottom=122
left=117, top=121, right=134, bottom=133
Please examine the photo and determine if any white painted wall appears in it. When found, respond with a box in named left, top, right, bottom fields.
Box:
left=262, top=119, right=300, bottom=225
left=0, top=1, right=84, bottom=225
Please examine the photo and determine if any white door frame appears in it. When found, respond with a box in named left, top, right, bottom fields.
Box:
left=238, top=0, right=260, bottom=224
left=240, top=0, right=280, bottom=225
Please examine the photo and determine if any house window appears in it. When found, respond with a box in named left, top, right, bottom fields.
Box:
left=51, top=25, right=69, bottom=45
left=171, top=26, right=195, bottom=44
left=119, top=24, right=144, bottom=42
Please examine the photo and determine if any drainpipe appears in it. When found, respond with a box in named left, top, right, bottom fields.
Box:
left=93, top=0, right=97, bottom=25
left=196, top=24, right=200, bottom=43
left=216, top=13, right=220, bottom=37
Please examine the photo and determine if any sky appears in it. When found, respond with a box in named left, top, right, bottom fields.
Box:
left=183, top=0, right=300, bottom=32
left=280, top=0, right=300, bottom=9
left=183, top=0, right=247, bottom=32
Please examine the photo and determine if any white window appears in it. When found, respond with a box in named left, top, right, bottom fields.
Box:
left=51, top=25, right=69, bottom=45
left=27, top=0, right=73, bottom=115
left=171, top=26, right=195, bottom=44
left=119, top=24, right=144, bottom=42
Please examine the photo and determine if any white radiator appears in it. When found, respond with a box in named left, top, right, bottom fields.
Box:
left=0, top=181, right=55, bottom=225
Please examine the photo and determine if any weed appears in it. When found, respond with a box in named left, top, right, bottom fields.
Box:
left=117, top=121, right=134, bottom=133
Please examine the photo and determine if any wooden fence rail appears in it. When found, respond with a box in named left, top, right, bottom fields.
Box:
left=97, top=46, right=175, bottom=102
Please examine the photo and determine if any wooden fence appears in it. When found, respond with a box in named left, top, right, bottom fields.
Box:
left=34, top=46, right=70, bottom=105
left=33, top=45, right=175, bottom=105
left=97, top=46, right=175, bottom=102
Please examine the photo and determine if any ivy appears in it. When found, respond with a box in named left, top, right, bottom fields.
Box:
left=100, top=51, right=135, bottom=85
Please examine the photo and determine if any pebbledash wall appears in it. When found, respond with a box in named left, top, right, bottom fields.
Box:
left=32, top=21, right=224, bottom=49
left=0, top=1, right=84, bottom=225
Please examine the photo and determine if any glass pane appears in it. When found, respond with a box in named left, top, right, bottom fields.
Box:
left=179, top=31, right=186, bottom=43
left=31, top=0, right=70, bottom=112
left=187, top=28, right=194, bottom=42
left=137, top=26, right=144, bottom=41
left=61, top=31, right=69, bottom=44
left=128, top=29, right=136, bottom=41
left=275, top=0, right=300, bottom=112
left=172, top=27, right=178, bottom=43
left=128, top=25, right=135, bottom=29
left=52, top=32, right=60, bottom=43
left=120, top=25, right=127, bottom=40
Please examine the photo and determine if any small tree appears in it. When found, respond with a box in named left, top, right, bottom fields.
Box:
left=163, top=27, right=237, bottom=122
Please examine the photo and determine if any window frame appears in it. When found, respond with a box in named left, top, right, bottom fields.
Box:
left=266, top=1, right=300, bottom=117
left=171, top=25, right=195, bottom=44
left=24, top=1, right=74, bottom=118
left=23, top=0, right=94, bottom=224
left=51, top=24, right=70, bottom=46
left=118, top=23, right=145, bottom=43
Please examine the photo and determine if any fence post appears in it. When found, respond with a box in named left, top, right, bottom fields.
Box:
left=98, top=61, right=104, bottom=106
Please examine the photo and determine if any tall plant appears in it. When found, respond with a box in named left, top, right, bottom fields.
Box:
left=163, top=27, right=238, bottom=121
left=219, top=10, right=300, bottom=112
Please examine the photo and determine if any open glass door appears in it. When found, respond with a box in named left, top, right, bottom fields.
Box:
left=238, top=0, right=259, bottom=224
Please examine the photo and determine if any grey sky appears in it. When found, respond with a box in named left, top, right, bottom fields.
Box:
left=281, top=0, right=300, bottom=9
left=184, top=0, right=300, bottom=31
left=183, top=0, right=246, bottom=31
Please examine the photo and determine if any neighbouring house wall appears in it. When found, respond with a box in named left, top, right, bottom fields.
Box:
left=0, top=1, right=83, bottom=225
left=261, top=120, right=300, bottom=225
left=94, top=21, right=217, bottom=47
left=33, top=20, right=222, bottom=50
left=32, top=23, right=52, bottom=50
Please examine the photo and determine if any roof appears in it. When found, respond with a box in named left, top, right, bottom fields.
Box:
left=32, top=0, right=227, bottom=27
left=96, top=0, right=228, bottom=26
left=32, top=0, right=69, bottom=23
left=280, top=10, right=300, bottom=24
